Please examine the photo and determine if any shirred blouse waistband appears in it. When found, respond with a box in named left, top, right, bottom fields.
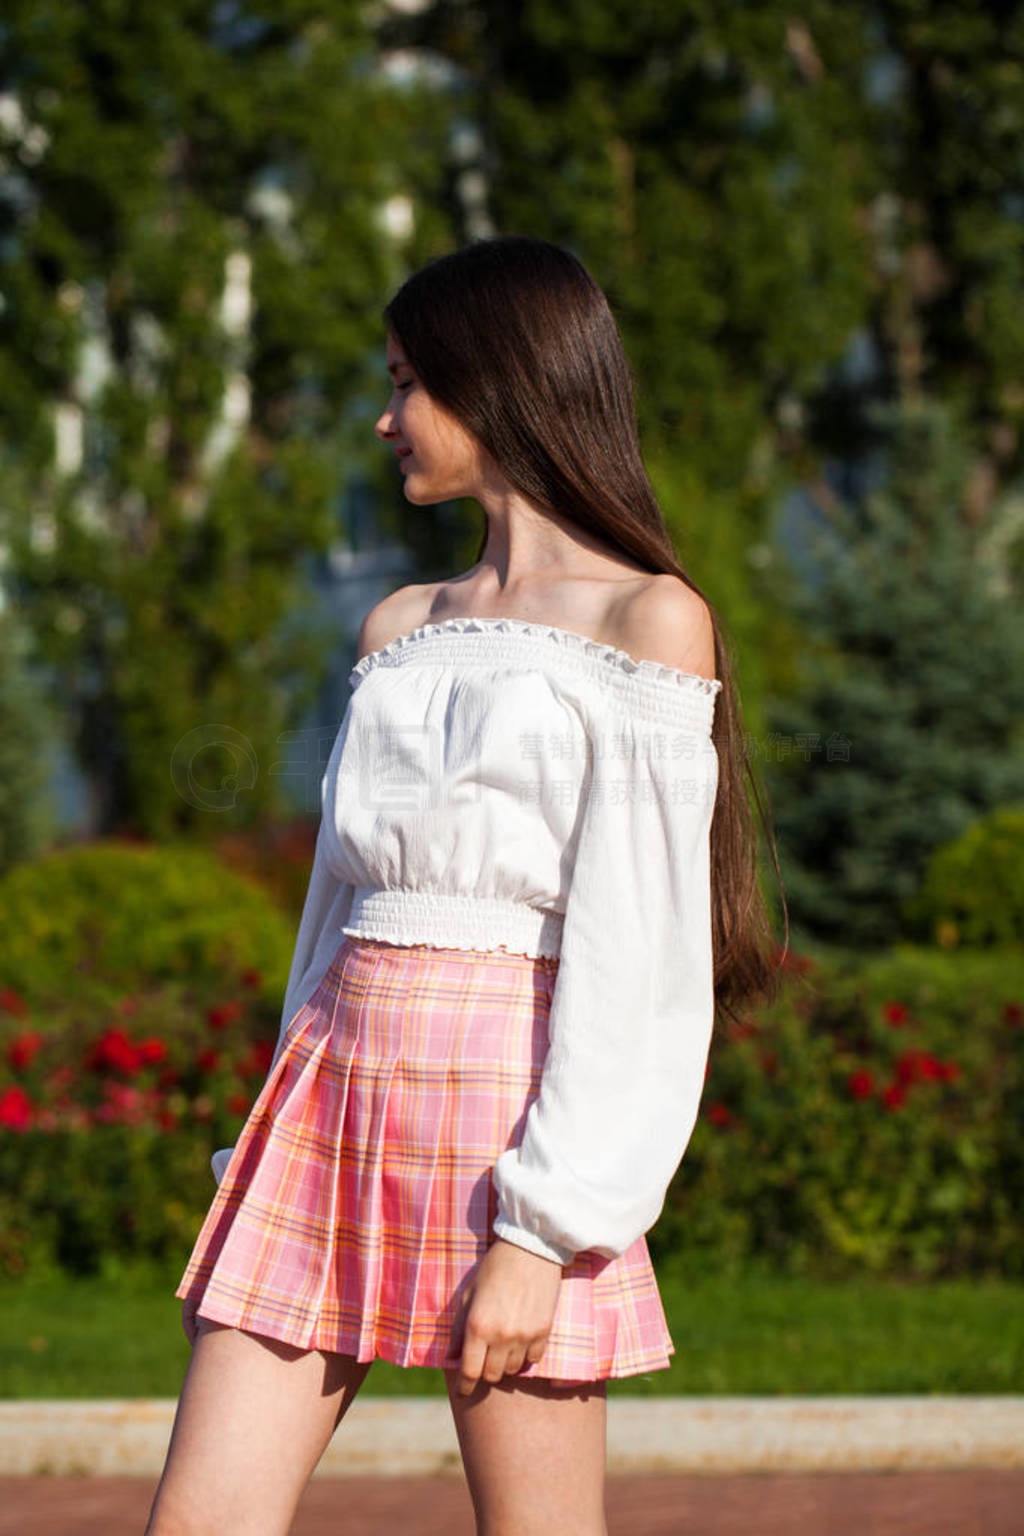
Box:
left=341, top=886, right=566, bottom=960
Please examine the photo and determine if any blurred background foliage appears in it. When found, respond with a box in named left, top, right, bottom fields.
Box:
left=1, top=0, right=1023, bottom=1280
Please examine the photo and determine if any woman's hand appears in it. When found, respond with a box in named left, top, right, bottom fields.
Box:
left=450, top=1236, right=564, bottom=1394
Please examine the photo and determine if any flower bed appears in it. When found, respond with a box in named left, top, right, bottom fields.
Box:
left=0, top=838, right=298, bottom=1276
left=0, top=969, right=282, bottom=1276
left=2, top=842, right=1021, bottom=1281
left=652, top=943, right=1024, bottom=1281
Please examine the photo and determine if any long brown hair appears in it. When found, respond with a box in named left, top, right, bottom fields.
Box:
left=383, top=235, right=787, bottom=1026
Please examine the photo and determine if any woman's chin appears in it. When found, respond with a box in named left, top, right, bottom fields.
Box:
left=402, top=474, right=440, bottom=504
left=401, top=470, right=466, bottom=505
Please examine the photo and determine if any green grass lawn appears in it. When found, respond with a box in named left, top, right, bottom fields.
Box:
left=1, top=1258, right=1020, bottom=1398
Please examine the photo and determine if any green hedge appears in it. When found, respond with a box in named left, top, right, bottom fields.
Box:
left=902, top=803, right=1024, bottom=947
left=652, top=944, right=1024, bottom=1281
left=2, top=844, right=1021, bottom=1281
left=0, top=839, right=296, bottom=1007
left=0, top=839, right=298, bottom=1276
left=0, top=969, right=286, bottom=1276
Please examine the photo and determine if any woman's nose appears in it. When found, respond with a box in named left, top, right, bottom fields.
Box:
left=375, top=409, right=395, bottom=440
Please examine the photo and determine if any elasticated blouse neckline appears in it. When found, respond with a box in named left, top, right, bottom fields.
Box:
left=348, top=615, right=722, bottom=732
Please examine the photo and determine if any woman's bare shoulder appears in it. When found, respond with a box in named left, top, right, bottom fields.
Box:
left=354, top=582, right=440, bottom=663
left=614, top=574, right=717, bottom=680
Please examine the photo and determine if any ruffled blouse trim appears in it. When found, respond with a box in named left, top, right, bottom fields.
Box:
left=349, top=616, right=723, bottom=716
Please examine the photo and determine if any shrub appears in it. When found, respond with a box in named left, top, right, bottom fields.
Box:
left=0, top=838, right=301, bottom=1276
left=4, top=841, right=1022, bottom=1283
left=0, top=974, right=283, bottom=1277
left=653, top=943, right=1024, bottom=1282
left=207, top=819, right=318, bottom=927
left=902, top=803, right=1024, bottom=948
left=0, top=838, right=296, bottom=1008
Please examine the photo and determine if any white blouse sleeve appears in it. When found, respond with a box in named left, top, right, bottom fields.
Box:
left=210, top=817, right=355, bottom=1186
left=490, top=690, right=720, bottom=1266
left=270, top=816, right=356, bottom=1072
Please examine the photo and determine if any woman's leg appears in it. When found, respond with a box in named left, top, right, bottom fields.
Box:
left=145, top=1316, right=373, bottom=1536
left=443, top=1367, right=608, bottom=1536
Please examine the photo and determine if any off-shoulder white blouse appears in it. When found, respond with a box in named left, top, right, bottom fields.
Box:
left=212, top=615, right=723, bottom=1269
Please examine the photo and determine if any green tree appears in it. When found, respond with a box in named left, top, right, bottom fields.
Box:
left=763, top=395, right=1024, bottom=950
left=387, top=1, right=1024, bottom=711
left=864, top=0, right=1024, bottom=495
left=398, top=1, right=873, bottom=470
left=0, top=0, right=455, bottom=839
left=384, top=0, right=882, bottom=744
left=0, top=607, right=56, bottom=872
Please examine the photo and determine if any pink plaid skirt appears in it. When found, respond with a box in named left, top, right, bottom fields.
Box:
left=175, top=934, right=674, bottom=1381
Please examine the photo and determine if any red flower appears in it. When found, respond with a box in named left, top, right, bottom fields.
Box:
left=895, top=1051, right=959, bottom=1086
left=0, top=1085, right=33, bottom=1130
left=6, top=1031, right=43, bottom=1072
left=86, top=1028, right=143, bottom=1075
left=94, top=1081, right=148, bottom=1125
left=1004, top=1002, right=1023, bottom=1027
left=759, top=1049, right=779, bottom=1076
left=882, top=1082, right=907, bottom=1111
left=881, top=1002, right=910, bottom=1028
left=117, top=997, right=139, bottom=1017
left=237, top=1041, right=275, bottom=1078
left=707, top=1101, right=732, bottom=1127
left=917, top=1053, right=946, bottom=1082
left=0, top=987, right=28, bottom=1018
left=240, top=968, right=263, bottom=989
left=227, top=1092, right=250, bottom=1117
left=197, top=1047, right=221, bottom=1075
left=896, top=1050, right=927, bottom=1087
left=137, top=1038, right=167, bottom=1066
left=157, top=1108, right=178, bottom=1132
left=847, top=1069, right=874, bottom=1101
left=207, top=1001, right=244, bottom=1032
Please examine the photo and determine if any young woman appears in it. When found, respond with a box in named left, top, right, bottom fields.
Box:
left=147, top=235, right=782, bottom=1536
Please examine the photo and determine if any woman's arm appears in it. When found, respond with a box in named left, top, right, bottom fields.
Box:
left=490, top=682, right=720, bottom=1264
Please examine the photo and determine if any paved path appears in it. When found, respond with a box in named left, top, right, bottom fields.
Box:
left=2, top=1472, right=1023, bottom=1534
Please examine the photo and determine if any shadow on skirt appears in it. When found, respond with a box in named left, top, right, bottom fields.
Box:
left=176, top=934, right=675, bottom=1382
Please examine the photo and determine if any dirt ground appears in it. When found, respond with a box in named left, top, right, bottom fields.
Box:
left=1, top=1470, right=1022, bottom=1534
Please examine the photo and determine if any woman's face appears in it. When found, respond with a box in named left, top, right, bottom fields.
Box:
left=374, top=331, right=485, bottom=503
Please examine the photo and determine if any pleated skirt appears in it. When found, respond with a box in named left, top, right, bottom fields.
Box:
left=175, top=933, right=675, bottom=1381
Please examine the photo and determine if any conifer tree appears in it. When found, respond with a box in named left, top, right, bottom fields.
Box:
left=764, top=395, right=1024, bottom=948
